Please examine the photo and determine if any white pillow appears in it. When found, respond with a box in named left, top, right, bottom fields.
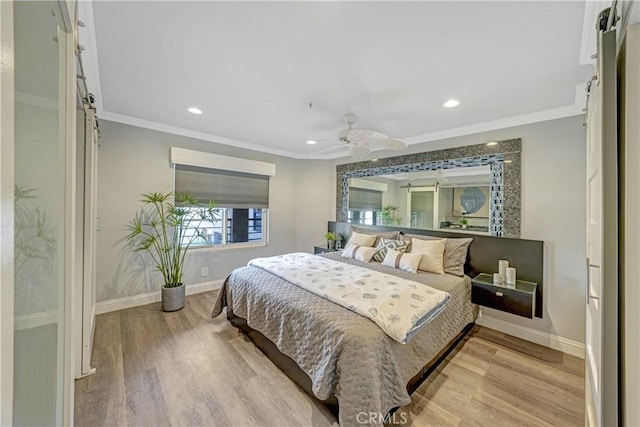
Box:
left=346, top=231, right=377, bottom=248
left=409, top=238, right=446, bottom=274
left=381, top=249, right=422, bottom=273
left=341, top=244, right=376, bottom=262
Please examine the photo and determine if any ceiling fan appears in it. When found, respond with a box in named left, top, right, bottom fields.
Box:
left=313, top=113, right=408, bottom=160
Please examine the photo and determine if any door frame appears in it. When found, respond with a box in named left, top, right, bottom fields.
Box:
left=0, top=1, right=15, bottom=425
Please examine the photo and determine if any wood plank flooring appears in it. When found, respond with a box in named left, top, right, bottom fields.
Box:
left=75, top=291, right=584, bottom=426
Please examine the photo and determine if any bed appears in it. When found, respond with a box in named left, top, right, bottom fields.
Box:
left=211, top=249, right=478, bottom=426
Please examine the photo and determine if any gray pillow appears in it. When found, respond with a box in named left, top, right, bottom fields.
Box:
left=350, top=226, right=399, bottom=246
left=403, top=234, right=472, bottom=276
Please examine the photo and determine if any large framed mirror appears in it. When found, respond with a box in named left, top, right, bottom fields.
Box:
left=336, top=139, right=521, bottom=238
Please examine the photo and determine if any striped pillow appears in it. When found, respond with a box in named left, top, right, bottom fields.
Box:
left=381, top=249, right=422, bottom=273
left=341, top=244, right=377, bottom=262
left=372, top=238, right=409, bottom=262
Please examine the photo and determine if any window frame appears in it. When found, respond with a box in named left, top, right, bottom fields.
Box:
left=170, top=147, right=274, bottom=252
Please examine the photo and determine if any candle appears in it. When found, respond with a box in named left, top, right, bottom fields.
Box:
left=498, top=260, right=509, bottom=278
left=493, top=273, right=503, bottom=284
left=506, top=267, right=516, bottom=285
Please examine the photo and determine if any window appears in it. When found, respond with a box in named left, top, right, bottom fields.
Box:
left=178, top=207, right=266, bottom=247
left=171, top=148, right=275, bottom=248
left=347, top=210, right=377, bottom=225
left=348, top=187, right=382, bottom=226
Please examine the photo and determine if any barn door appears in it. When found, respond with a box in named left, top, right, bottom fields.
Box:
left=585, top=17, right=618, bottom=427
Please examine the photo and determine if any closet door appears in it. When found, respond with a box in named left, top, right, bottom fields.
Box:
left=13, top=1, right=74, bottom=424
left=585, top=25, right=618, bottom=427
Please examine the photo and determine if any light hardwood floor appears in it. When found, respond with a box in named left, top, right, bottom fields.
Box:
left=75, top=291, right=584, bottom=426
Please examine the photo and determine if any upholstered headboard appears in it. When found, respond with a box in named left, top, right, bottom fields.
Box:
left=328, top=221, right=545, bottom=318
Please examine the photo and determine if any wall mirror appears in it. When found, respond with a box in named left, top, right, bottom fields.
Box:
left=336, top=139, right=521, bottom=238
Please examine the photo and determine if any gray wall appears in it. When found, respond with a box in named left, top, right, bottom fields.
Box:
left=97, top=115, right=587, bottom=345
left=96, top=121, right=300, bottom=302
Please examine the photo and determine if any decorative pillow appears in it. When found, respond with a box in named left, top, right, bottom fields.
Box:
left=372, top=238, right=408, bottom=262
left=341, top=244, right=377, bottom=262
left=409, top=238, right=446, bottom=274
left=403, top=234, right=473, bottom=276
left=346, top=231, right=377, bottom=248
left=381, top=249, right=422, bottom=273
left=350, top=226, right=399, bottom=246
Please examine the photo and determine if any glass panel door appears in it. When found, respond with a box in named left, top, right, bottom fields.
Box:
left=13, top=2, right=65, bottom=425
left=407, top=187, right=438, bottom=230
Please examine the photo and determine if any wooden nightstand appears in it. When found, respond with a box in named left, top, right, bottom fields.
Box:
left=471, top=273, right=537, bottom=319
left=314, top=246, right=338, bottom=255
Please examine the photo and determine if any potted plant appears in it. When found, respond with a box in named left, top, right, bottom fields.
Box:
left=324, top=232, right=337, bottom=250
left=126, top=191, right=218, bottom=312
left=460, top=218, right=468, bottom=229
left=379, top=204, right=402, bottom=226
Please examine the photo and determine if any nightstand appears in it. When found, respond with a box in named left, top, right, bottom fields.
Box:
left=314, top=246, right=338, bottom=255
left=471, top=273, right=537, bottom=319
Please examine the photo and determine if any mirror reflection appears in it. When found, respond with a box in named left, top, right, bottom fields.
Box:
left=348, top=165, right=491, bottom=235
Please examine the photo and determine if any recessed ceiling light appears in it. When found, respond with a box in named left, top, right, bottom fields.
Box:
left=442, top=99, right=460, bottom=108
left=371, top=158, right=378, bottom=162
left=188, top=107, right=202, bottom=115
left=306, top=140, right=316, bottom=145
left=486, top=141, right=498, bottom=146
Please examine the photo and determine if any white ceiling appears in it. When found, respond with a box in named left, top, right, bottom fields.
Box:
left=81, top=1, right=596, bottom=159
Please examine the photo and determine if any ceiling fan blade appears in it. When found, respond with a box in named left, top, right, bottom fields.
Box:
left=349, top=144, right=370, bottom=161
left=347, top=128, right=388, bottom=144
left=371, top=138, right=408, bottom=151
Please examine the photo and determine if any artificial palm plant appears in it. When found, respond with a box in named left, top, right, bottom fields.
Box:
left=126, top=191, right=218, bottom=310
left=379, top=204, right=402, bottom=226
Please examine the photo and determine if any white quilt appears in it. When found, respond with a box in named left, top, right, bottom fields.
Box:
left=248, top=253, right=451, bottom=344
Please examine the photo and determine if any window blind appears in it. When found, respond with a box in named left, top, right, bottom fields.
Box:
left=175, top=164, right=269, bottom=208
left=348, top=188, right=382, bottom=211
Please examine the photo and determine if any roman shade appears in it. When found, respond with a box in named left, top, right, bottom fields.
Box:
left=175, top=164, right=269, bottom=208
left=348, top=188, right=382, bottom=211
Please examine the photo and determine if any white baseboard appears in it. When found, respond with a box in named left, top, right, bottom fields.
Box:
left=477, top=313, right=585, bottom=359
left=95, top=279, right=224, bottom=315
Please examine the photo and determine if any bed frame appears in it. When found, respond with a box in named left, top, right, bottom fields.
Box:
left=226, top=222, right=544, bottom=418
left=227, top=306, right=474, bottom=418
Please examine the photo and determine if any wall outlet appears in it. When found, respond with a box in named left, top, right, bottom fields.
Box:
left=201, top=267, right=209, bottom=277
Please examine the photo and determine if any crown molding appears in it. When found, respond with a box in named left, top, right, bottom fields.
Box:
left=404, top=102, right=584, bottom=147
left=99, top=110, right=302, bottom=159
left=101, top=101, right=584, bottom=161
